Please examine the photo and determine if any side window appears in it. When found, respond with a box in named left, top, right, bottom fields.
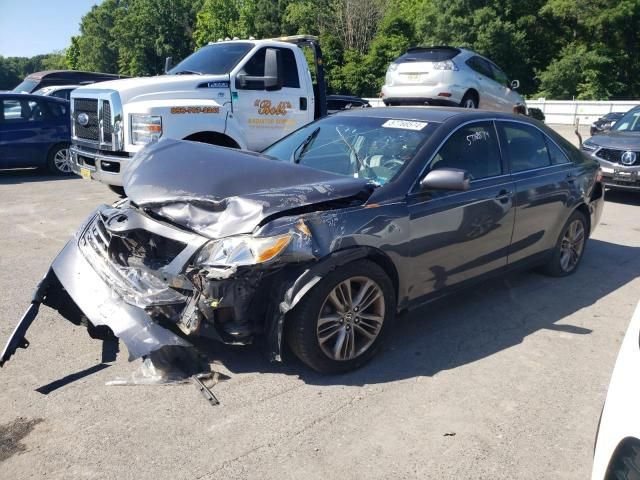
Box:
left=27, top=100, right=50, bottom=122
left=281, top=48, right=300, bottom=88
left=2, top=100, right=25, bottom=122
left=51, top=89, right=68, bottom=100
left=237, top=47, right=300, bottom=90
left=430, top=121, right=502, bottom=180
left=47, top=101, right=66, bottom=118
left=499, top=122, right=551, bottom=172
left=546, top=137, right=570, bottom=165
left=466, top=56, right=492, bottom=78
left=489, top=64, right=509, bottom=87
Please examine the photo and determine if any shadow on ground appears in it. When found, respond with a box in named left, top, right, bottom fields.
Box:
left=0, top=169, right=75, bottom=185
left=32, top=238, right=639, bottom=392
left=604, top=189, right=640, bottom=207
left=197, top=238, right=639, bottom=386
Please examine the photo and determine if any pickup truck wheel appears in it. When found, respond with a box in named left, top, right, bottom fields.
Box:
left=47, top=144, right=73, bottom=175
left=286, top=259, right=395, bottom=374
left=541, top=210, right=587, bottom=277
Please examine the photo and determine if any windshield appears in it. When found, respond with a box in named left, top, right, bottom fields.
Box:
left=612, top=108, right=640, bottom=132
left=12, top=79, right=39, bottom=93
left=263, top=115, right=436, bottom=185
left=169, top=42, right=253, bottom=75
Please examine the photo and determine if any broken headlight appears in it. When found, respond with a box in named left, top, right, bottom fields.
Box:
left=194, top=234, right=292, bottom=267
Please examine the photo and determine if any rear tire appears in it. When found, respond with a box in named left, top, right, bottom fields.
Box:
left=286, top=259, right=396, bottom=374
left=460, top=92, right=478, bottom=109
left=47, top=143, right=72, bottom=175
left=541, top=210, right=588, bottom=277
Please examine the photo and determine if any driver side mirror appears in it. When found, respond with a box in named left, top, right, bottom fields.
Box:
left=510, top=79, right=520, bottom=90
left=420, top=168, right=471, bottom=191
left=237, top=48, right=283, bottom=90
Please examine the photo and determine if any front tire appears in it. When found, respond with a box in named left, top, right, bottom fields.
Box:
left=541, top=210, right=588, bottom=277
left=286, top=259, right=396, bottom=374
left=47, top=143, right=72, bottom=175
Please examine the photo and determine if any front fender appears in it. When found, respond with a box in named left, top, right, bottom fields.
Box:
left=265, top=246, right=392, bottom=362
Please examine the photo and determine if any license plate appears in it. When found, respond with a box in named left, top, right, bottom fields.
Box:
left=80, top=167, right=92, bottom=180
left=405, top=74, right=421, bottom=82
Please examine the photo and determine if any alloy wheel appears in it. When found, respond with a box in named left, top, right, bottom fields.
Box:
left=559, top=219, right=585, bottom=272
left=316, top=276, right=385, bottom=361
left=53, top=148, right=72, bottom=173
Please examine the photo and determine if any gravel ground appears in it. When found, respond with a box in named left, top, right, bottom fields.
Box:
left=0, top=126, right=638, bottom=479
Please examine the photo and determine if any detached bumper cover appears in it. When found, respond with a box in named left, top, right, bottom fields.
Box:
left=0, top=237, right=191, bottom=367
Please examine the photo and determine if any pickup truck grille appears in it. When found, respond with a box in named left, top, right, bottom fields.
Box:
left=74, top=98, right=99, bottom=142
left=596, top=148, right=639, bottom=166
left=102, top=100, right=112, bottom=142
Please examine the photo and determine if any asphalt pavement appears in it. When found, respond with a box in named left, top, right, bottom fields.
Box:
left=0, top=127, right=638, bottom=479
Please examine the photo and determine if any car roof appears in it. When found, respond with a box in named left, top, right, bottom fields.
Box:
left=0, top=92, right=68, bottom=103
left=36, top=85, right=80, bottom=91
left=335, top=106, right=532, bottom=124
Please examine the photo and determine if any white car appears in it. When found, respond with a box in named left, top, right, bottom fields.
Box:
left=592, top=300, right=640, bottom=479
left=381, top=46, right=526, bottom=114
left=33, top=85, right=80, bottom=101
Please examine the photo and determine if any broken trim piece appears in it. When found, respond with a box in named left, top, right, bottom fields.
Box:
left=0, top=271, right=52, bottom=367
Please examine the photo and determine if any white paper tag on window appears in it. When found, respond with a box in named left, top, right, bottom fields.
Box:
left=382, top=119, right=428, bottom=130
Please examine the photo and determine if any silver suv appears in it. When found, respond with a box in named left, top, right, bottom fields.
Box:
left=382, top=46, right=526, bottom=113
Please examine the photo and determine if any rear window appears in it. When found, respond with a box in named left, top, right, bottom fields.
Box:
left=12, top=79, right=39, bottom=93
left=394, top=47, right=460, bottom=64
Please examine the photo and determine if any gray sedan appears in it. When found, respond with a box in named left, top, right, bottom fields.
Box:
left=1, top=107, right=604, bottom=375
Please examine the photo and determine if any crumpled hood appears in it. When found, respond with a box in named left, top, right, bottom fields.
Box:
left=123, top=140, right=373, bottom=239
left=74, top=74, right=230, bottom=104
left=587, top=131, right=640, bottom=150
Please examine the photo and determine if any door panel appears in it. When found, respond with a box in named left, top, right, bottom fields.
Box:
left=496, top=121, right=576, bottom=263
left=232, top=47, right=310, bottom=151
left=406, top=121, right=515, bottom=300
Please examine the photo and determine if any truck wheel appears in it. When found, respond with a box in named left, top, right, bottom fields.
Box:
left=286, top=259, right=396, bottom=374
left=108, top=185, right=126, bottom=197
left=541, top=210, right=588, bottom=277
left=47, top=143, right=73, bottom=175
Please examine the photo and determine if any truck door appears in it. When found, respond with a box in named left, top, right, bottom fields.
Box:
left=232, top=46, right=311, bottom=151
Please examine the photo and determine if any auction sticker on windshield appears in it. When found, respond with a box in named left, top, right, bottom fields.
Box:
left=382, top=119, right=428, bottom=130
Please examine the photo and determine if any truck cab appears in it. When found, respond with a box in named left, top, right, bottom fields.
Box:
left=69, top=35, right=327, bottom=191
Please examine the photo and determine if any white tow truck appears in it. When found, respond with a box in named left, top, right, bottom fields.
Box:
left=69, top=35, right=327, bottom=193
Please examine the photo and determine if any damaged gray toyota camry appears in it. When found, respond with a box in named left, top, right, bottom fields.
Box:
left=1, top=108, right=604, bottom=374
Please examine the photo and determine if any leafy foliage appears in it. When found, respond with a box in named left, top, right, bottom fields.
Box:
left=3, top=0, right=640, bottom=100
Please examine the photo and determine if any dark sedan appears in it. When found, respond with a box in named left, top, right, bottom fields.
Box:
left=1, top=108, right=603, bottom=375
left=0, top=93, right=73, bottom=174
left=581, top=106, right=640, bottom=191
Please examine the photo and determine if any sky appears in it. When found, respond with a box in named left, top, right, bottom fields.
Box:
left=0, top=0, right=102, bottom=57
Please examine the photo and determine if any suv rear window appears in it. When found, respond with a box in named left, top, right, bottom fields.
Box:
left=394, top=47, right=460, bottom=64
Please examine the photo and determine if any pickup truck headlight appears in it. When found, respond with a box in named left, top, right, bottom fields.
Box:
left=195, top=234, right=292, bottom=267
left=130, top=114, right=162, bottom=145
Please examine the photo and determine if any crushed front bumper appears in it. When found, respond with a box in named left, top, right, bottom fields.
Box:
left=1, top=236, right=192, bottom=366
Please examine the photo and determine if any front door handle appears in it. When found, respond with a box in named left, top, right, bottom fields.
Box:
left=566, top=173, right=577, bottom=183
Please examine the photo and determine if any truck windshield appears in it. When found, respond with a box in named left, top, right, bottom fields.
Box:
left=169, top=42, right=253, bottom=75
left=263, top=115, right=436, bottom=186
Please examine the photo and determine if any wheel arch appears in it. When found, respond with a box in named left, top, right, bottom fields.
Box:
left=463, top=88, right=480, bottom=106
left=183, top=131, right=241, bottom=149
